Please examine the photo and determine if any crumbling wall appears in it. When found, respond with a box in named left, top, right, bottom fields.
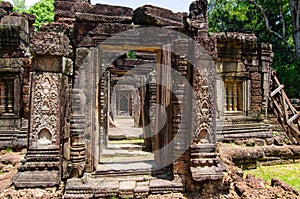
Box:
left=0, top=2, right=35, bottom=149
left=0, top=0, right=282, bottom=197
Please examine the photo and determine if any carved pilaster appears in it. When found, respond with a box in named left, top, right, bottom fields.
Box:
left=99, top=71, right=109, bottom=152
left=189, top=39, right=226, bottom=183
left=13, top=31, right=70, bottom=188
left=171, top=39, right=192, bottom=182
left=148, top=70, right=157, bottom=152
left=63, top=89, right=86, bottom=179
left=258, top=43, right=273, bottom=119
left=13, top=72, right=63, bottom=188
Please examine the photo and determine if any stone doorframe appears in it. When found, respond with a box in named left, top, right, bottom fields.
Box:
left=13, top=27, right=225, bottom=189
left=72, top=27, right=225, bottom=184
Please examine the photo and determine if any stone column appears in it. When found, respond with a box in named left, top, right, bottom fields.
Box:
left=189, top=37, right=226, bottom=187
left=259, top=43, right=273, bottom=120
left=148, top=70, right=157, bottom=152
left=171, top=39, right=192, bottom=184
left=13, top=32, right=70, bottom=188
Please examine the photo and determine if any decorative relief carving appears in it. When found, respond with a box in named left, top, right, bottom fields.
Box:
left=30, top=73, right=61, bottom=146
left=22, top=77, right=30, bottom=117
left=193, top=68, right=212, bottom=144
left=195, top=37, right=217, bottom=59
left=30, top=32, right=70, bottom=56
left=189, top=0, right=208, bottom=19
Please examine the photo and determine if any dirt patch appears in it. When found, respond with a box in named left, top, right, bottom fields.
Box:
left=0, top=149, right=24, bottom=192
left=214, top=152, right=300, bottom=199
left=0, top=147, right=299, bottom=198
left=0, top=150, right=64, bottom=199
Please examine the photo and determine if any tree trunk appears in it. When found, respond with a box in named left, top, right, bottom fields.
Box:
left=289, top=0, right=300, bottom=59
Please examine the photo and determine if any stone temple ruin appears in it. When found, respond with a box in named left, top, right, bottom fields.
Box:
left=1, top=0, right=298, bottom=198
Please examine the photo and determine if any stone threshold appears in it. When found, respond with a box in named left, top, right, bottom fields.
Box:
left=64, top=172, right=184, bottom=198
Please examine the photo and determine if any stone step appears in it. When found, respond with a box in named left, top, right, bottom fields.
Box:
left=0, top=132, right=14, bottom=141
left=0, top=134, right=14, bottom=139
left=219, top=128, right=271, bottom=134
left=217, top=123, right=269, bottom=129
left=0, top=141, right=13, bottom=148
left=94, top=159, right=161, bottom=177
left=64, top=172, right=184, bottom=199
left=108, top=134, right=143, bottom=140
left=217, top=122, right=272, bottom=141
left=108, top=143, right=145, bottom=151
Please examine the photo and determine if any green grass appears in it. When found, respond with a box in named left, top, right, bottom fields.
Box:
left=4, top=147, right=13, bottom=153
left=244, top=163, right=300, bottom=191
left=109, top=138, right=144, bottom=144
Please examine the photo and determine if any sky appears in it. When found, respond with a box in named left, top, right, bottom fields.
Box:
left=7, top=0, right=195, bottom=12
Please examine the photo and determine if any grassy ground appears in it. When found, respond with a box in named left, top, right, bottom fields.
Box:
left=244, top=163, right=300, bottom=191
left=109, top=138, right=144, bottom=144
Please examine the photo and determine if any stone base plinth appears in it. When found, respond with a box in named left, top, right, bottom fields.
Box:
left=12, top=170, right=61, bottom=188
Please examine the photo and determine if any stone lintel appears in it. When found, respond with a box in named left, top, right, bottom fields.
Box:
left=32, top=55, right=63, bottom=72
left=133, top=5, right=183, bottom=27
left=0, top=57, right=26, bottom=70
left=75, top=12, right=132, bottom=24
left=75, top=2, right=133, bottom=17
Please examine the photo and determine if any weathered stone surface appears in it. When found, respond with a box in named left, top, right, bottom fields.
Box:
left=149, top=179, right=184, bottom=190
left=0, top=1, right=286, bottom=198
left=76, top=23, right=132, bottom=47
left=12, top=170, right=61, bottom=188
left=189, top=0, right=208, bottom=19
left=75, top=13, right=132, bottom=24
left=288, top=145, right=300, bottom=156
left=196, top=36, right=217, bottom=59
left=30, top=32, right=70, bottom=56
left=54, top=1, right=76, bottom=19
left=221, top=145, right=300, bottom=169
left=0, top=58, right=24, bottom=69
left=133, top=5, right=183, bottom=27
left=0, top=1, right=13, bottom=14
left=55, top=1, right=133, bottom=24
left=40, top=22, right=73, bottom=39
left=0, top=8, right=6, bottom=19
left=0, top=24, right=28, bottom=49
left=271, top=178, right=300, bottom=196
left=213, top=32, right=257, bottom=59
left=75, top=2, right=133, bottom=17
left=32, top=56, right=63, bottom=72
left=1, top=15, right=28, bottom=32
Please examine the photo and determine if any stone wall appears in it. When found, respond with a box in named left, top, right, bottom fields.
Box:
left=0, top=0, right=284, bottom=197
left=222, top=145, right=300, bottom=169
left=213, top=33, right=274, bottom=142
left=0, top=2, right=34, bottom=149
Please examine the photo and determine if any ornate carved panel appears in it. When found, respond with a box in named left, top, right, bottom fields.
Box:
left=29, top=72, right=62, bottom=146
left=193, top=69, right=212, bottom=143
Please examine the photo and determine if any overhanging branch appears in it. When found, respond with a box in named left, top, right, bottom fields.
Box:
left=248, top=0, right=292, bottom=48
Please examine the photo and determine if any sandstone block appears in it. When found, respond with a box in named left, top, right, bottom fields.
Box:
left=133, top=5, right=183, bottom=27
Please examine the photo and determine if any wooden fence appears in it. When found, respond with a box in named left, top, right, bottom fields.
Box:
left=269, top=70, right=300, bottom=144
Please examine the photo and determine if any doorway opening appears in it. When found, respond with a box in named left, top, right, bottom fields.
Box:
left=98, top=48, right=171, bottom=177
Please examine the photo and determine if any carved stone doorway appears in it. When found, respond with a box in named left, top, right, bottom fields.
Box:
left=97, top=47, right=172, bottom=176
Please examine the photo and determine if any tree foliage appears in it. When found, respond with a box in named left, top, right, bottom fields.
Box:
left=12, top=0, right=26, bottom=13
left=209, top=0, right=300, bottom=97
left=27, top=0, right=54, bottom=30
left=209, top=0, right=293, bottom=62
